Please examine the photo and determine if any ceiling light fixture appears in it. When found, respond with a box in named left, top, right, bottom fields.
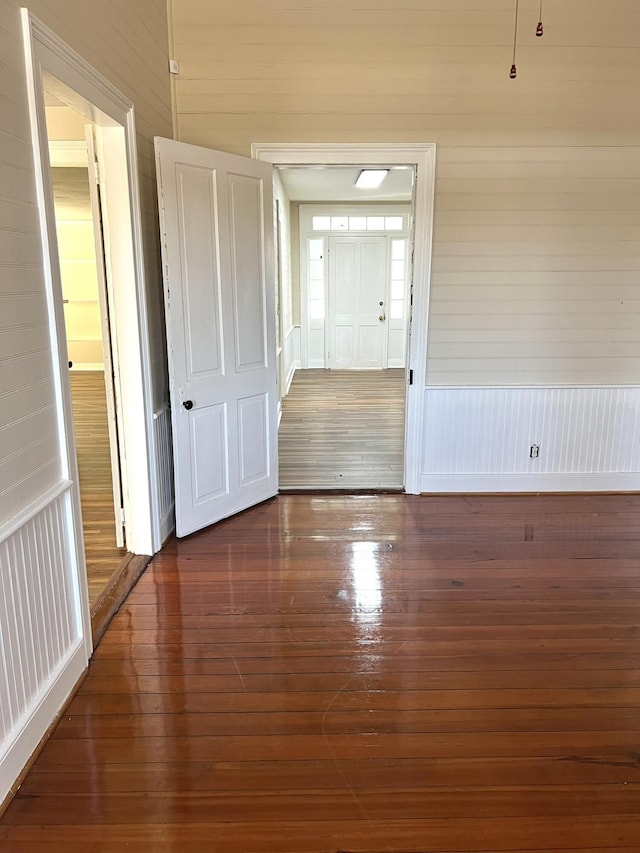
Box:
left=355, top=169, right=389, bottom=189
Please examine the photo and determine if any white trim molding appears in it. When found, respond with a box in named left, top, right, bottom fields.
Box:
left=421, top=385, right=640, bottom=493
left=252, top=143, right=437, bottom=494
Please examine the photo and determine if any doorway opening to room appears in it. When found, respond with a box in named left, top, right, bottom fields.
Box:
left=43, top=76, right=128, bottom=612
left=272, top=164, right=415, bottom=490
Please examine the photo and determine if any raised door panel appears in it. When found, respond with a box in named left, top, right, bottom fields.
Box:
left=176, top=165, right=223, bottom=381
left=238, top=393, right=270, bottom=485
left=190, top=404, right=228, bottom=503
left=229, top=173, right=267, bottom=372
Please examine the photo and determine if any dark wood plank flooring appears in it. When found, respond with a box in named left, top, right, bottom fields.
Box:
left=279, top=369, right=405, bottom=489
left=3, top=493, right=640, bottom=851
left=70, top=371, right=127, bottom=606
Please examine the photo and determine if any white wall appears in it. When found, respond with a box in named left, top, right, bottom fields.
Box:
left=0, top=0, right=172, bottom=805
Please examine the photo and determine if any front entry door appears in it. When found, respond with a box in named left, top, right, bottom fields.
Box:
left=155, top=138, right=278, bottom=538
left=327, top=235, right=387, bottom=369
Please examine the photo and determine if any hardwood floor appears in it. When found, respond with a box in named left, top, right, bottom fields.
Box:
left=4, top=493, right=640, bottom=850
left=278, top=369, right=405, bottom=490
left=69, top=371, right=127, bottom=607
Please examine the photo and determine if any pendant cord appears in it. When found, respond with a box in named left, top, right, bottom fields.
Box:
left=510, top=0, right=519, bottom=77
left=536, top=0, right=544, bottom=36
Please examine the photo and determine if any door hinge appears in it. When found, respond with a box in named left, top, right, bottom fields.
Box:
left=409, top=369, right=414, bottom=385
left=89, top=158, right=101, bottom=186
left=120, top=507, right=126, bottom=526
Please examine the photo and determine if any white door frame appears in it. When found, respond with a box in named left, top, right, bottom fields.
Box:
left=22, top=12, right=158, bottom=575
left=252, top=143, right=436, bottom=495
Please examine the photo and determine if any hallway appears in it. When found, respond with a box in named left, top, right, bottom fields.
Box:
left=278, top=369, right=405, bottom=489
left=3, top=493, right=640, bottom=850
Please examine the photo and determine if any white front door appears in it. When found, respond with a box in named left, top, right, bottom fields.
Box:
left=327, top=235, right=387, bottom=369
left=155, top=138, right=278, bottom=538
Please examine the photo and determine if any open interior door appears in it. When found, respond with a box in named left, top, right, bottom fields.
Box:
left=155, top=138, right=278, bottom=538
left=85, top=125, right=126, bottom=547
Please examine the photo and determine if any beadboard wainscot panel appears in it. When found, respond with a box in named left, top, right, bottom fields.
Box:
left=421, top=386, right=640, bottom=492
left=153, top=403, right=174, bottom=545
left=0, top=483, right=87, bottom=805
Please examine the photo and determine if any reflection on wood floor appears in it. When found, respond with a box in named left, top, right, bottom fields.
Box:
left=5, top=493, right=640, bottom=850
left=278, top=368, right=405, bottom=489
left=69, top=371, right=127, bottom=607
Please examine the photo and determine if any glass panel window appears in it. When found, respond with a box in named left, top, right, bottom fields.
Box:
left=391, top=260, right=405, bottom=281
left=309, top=238, right=324, bottom=259
left=309, top=259, right=324, bottom=280
left=367, top=216, right=385, bottom=230
left=309, top=278, right=323, bottom=300
left=392, top=240, right=406, bottom=260
left=331, top=216, right=348, bottom=230
left=385, top=216, right=403, bottom=230
left=312, top=216, right=330, bottom=231
left=309, top=299, right=324, bottom=320
left=390, top=300, right=403, bottom=320
left=391, top=280, right=404, bottom=300
left=349, top=216, right=367, bottom=230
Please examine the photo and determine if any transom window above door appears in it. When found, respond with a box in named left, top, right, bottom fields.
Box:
left=312, top=214, right=406, bottom=232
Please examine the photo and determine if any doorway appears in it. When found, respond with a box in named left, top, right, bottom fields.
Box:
left=253, top=144, right=435, bottom=496
left=45, top=94, right=127, bottom=607
left=268, top=164, right=416, bottom=490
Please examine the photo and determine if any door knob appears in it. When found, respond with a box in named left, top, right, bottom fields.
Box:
left=379, top=314, right=386, bottom=322
left=183, top=400, right=194, bottom=410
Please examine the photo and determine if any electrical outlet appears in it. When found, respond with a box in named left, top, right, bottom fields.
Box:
left=530, top=444, right=540, bottom=459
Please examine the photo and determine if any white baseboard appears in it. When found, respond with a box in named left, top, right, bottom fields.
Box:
left=420, top=473, right=640, bottom=493
left=0, top=640, right=87, bottom=804
left=284, top=362, right=298, bottom=396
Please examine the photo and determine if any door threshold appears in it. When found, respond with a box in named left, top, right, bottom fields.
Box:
left=91, top=552, right=150, bottom=645
left=278, top=487, right=404, bottom=495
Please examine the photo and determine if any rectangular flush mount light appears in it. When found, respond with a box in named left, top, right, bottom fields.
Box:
left=355, top=169, right=389, bottom=189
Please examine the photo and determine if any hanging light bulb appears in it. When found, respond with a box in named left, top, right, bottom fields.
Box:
left=536, top=0, right=544, bottom=36
left=509, top=0, right=519, bottom=79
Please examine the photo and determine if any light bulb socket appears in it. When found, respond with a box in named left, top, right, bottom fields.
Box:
left=536, top=21, right=544, bottom=36
left=509, top=64, right=517, bottom=79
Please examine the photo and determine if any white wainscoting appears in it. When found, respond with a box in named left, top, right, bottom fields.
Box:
left=153, top=404, right=175, bottom=544
left=284, top=326, right=301, bottom=396
left=421, top=386, right=640, bottom=492
left=0, top=482, right=88, bottom=804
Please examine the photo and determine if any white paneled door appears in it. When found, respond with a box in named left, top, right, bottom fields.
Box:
left=327, top=235, right=387, bottom=369
left=155, top=138, right=277, bottom=538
